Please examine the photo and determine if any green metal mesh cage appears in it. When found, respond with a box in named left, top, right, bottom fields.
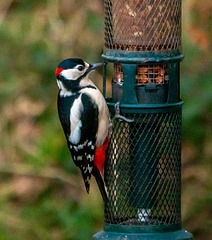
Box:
left=104, top=0, right=181, bottom=51
left=93, top=0, right=193, bottom=239
left=104, top=108, right=182, bottom=225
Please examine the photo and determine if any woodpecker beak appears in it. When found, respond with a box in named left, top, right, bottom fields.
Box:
left=86, top=62, right=104, bottom=74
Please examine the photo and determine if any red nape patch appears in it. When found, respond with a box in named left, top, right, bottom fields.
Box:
left=94, top=136, right=110, bottom=175
left=56, top=68, right=63, bottom=76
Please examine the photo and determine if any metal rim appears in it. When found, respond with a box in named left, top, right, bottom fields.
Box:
left=102, top=48, right=184, bottom=63
left=104, top=223, right=182, bottom=233
left=107, top=101, right=183, bottom=114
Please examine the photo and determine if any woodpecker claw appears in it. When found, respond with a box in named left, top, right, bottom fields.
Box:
left=113, top=114, right=134, bottom=123
left=113, top=102, right=134, bottom=123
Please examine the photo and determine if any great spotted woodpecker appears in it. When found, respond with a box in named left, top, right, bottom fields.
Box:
left=56, top=58, right=111, bottom=202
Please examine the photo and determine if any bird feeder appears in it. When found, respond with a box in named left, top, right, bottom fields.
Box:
left=93, top=0, right=193, bottom=239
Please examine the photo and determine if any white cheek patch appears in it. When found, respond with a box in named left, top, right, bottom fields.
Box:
left=61, top=69, right=79, bottom=80
left=69, top=94, right=84, bottom=144
left=61, top=68, right=86, bottom=80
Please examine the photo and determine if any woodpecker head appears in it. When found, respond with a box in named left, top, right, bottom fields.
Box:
left=56, top=58, right=103, bottom=91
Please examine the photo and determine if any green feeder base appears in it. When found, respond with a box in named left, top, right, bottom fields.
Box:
left=93, top=229, right=193, bottom=240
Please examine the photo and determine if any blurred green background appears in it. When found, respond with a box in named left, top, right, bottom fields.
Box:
left=0, top=0, right=211, bottom=239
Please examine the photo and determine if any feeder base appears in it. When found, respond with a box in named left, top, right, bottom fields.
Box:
left=92, top=229, right=193, bottom=240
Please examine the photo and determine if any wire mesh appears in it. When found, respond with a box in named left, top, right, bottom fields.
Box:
left=104, top=0, right=181, bottom=51
left=114, top=63, right=169, bottom=85
left=104, top=110, right=182, bottom=225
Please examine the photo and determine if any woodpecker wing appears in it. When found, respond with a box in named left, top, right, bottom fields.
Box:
left=58, top=92, right=99, bottom=193
left=57, top=91, right=81, bottom=138
left=69, top=93, right=98, bottom=193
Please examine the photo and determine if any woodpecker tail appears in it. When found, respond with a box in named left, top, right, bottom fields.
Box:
left=80, top=168, right=92, bottom=194
left=92, top=166, right=108, bottom=203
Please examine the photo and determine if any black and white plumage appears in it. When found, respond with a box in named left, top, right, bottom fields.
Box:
left=56, top=58, right=111, bottom=202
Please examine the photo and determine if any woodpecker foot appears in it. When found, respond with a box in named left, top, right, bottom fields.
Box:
left=112, top=102, right=134, bottom=123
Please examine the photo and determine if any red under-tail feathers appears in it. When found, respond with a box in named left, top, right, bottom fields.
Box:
left=94, top=136, right=110, bottom=175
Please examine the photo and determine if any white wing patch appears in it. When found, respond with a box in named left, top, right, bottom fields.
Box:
left=69, top=94, right=84, bottom=144
left=88, top=165, right=93, bottom=174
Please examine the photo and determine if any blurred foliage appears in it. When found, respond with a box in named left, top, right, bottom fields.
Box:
left=0, top=0, right=211, bottom=239
left=181, top=1, right=212, bottom=239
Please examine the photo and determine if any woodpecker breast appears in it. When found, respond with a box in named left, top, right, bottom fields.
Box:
left=79, top=76, right=111, bottom=146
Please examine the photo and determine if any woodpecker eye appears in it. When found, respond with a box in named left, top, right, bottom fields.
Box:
left=77, top=65, right=84, bottom=71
